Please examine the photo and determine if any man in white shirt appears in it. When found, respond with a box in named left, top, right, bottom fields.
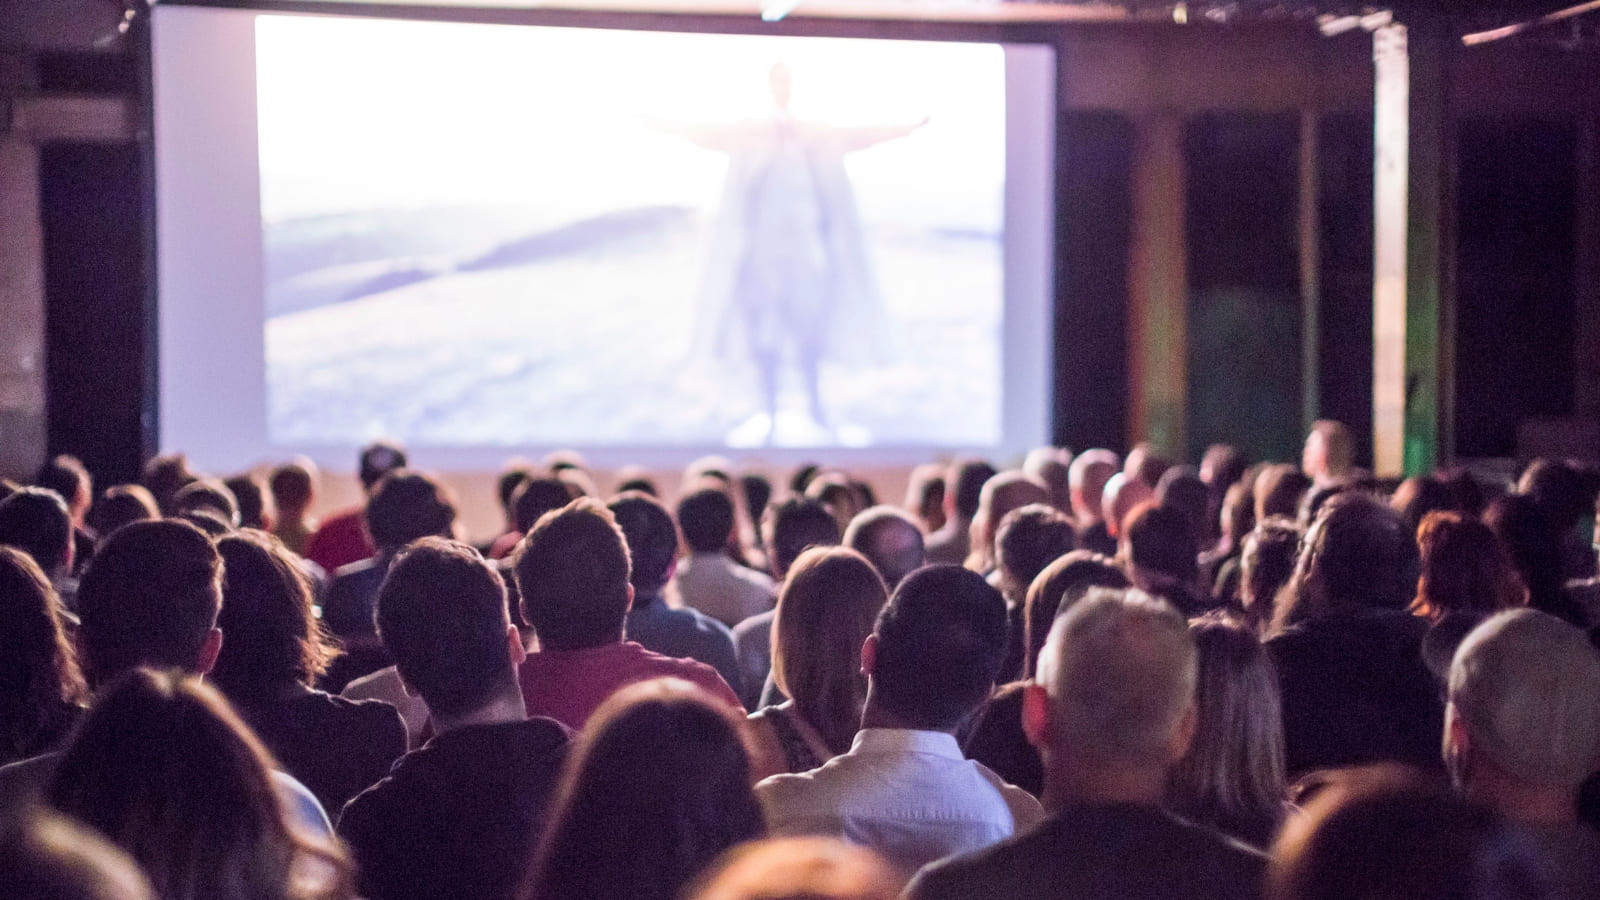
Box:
left=674, top=488, right=774, bottom=628
left=755, top=565, right=1042, bottom=873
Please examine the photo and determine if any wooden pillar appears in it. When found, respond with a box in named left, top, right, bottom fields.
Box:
left=1372, top=25, right=1409, bottom=477
left=0, top=54, right=47, bottom=480
left=1299, top=110, right=1321, bottom=436
left=1127, top=110, right=1188, bottom=457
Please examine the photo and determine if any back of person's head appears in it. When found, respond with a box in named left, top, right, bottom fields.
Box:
left=843, top=506, right=925, bottom=589
left=1256, top=464, right=1312, bottom=522
left=1297, top=482, right=1351, bottom=531
left=904, top=464, right=946, bottom=532
left=1275, top=492, right=1418, bottom=631
left=33, top=455, right=91, bottom=520
left=1391, top=475, right=1452, bottom=539
left=0, top=547, right=85, bottom=761
left=358, top=439, right=408, bottom=491
left=268, top=459, right=316, bottom=516
left=1413, top=512, right=1527, bottom=621
left=527, top=679, right=764, bottom=900
left=773, top=547, right=887, bottom=755
left=364, top=469, right=457, bottom=551
left=47, top=669, right=349, bottom=900
left=172, top=478, right=241, bottom=529
left=1068, top=449, right=1119, bottom=524
left=1200, top=444, right=1247, bottom=491
left=678, top=488, right=736, bottom=554
left=994, top=503, right=1075, bottom=599
left=74, top=520, right=221, bottom=685
left=1448, top=609, right=1600, bottom=793
left=1240, top=517, right=1302, bottom=630
left=512, top=477, right=575, bottom=534
left=1166, top=616, right=1286, bottom=841
left=496, top=462, right=534, bottom=515
left=0, top=809, right=154, bottom=900
left=741, top=474, right=773, bottom=527
left=1482, top=494, right=1572, bottom=622
left=211, top=531, right=335, bottom=702
left=1517, top=458, right=1588, bottom=532
left=609, top=492, right=678, bottom=596
left=1100, top=472, right=1153, bottom=539
left=1125, top=443, right=1172, bottom=489
left=805, top=474, right=863, bottom=539
left=1022, top=551, right=1129, bottom=679
left=1023, top=447, right=1073, bottom=513
left=138, top=453, right=195, bottom=515
left=868, top=565, right=1007, bottom=730
left=946, top=459, right=997, bottom=522
left=1035, top=588, right=1196, bottom=769
left=1220, top=479, right=1257, bottom=545
left=1268, top=766, right=1552, bottom=900
left=1155, top=466, right=1211, bottom=541
left=684, top=837, right=906, bottom=900
left=222, top=474, right=273, bottom=531
left=378, top=538, right=518, bottom=719
left=1303, top=420, right=1355, bottom=481
left=1436, top=466, right=1486, bottom=517
left=0, top=488, right=73, bottom=578
left=765, top=497, right=842, bottom=580
left=973, top=472, right=1050, bottom=557
left=1123, top=502, right=1199, bottom=585
left=87, top=485, right=159, bottom=542
left=514, top=498, right=632, bottom=651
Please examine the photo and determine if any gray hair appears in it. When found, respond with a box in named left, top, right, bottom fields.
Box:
left=1036, top=587, right=1197, bottom=766
left=1449, top=608, right=1600, bottom=789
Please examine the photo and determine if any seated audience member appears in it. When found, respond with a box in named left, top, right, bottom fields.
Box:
left=1236, top=517, right=1301, bottom=634
left=269, top=458, right=318, bottom=556
left=0, top=520, right=331, bottom=833
left=991, top=504, right=1075, bottom=682
left=171, top=478, right=241, bottom=531
left=1204, top=480, right=1257, bottom=603
left=1485, top=494, right=1587, bottom=628
left=749, top=547, right=887, bottom=779
left=1444, top=609, right=1600, bottom=898
left=904, top=463, right=947, bottom=535
left=757, top=565, right=1043, bottom=873
left=963, top=551, right=1129, bottom=796
left=1166, top=618, right=1288, bottom=850
left=1068, top=449, right=1120, bottom=556
left=86, top=485, right=158, bottom=545
left=732, top=498, right=842, bottom=709
left=1200, top=444, right=1248, bottom=527
left=0, top=808, right=154, bottom=900
left=305, top=440, right=407, bottom=573
left=338, top=538, right=570, bottom=900
left=964, top=471, right=1050, bottom=574
left=1436, top=466, right=1488, bottom=516
left=1267, top=766, right=1554, bottom=900
left=1156, top=466, right=1212, bottom=544
left=1023, top=447, right=1074, bottom=515
left=224, top=473, right=274, bottom=531
left=1254, top=463, right=1312, bottom=522
left=684, top=837, right=906, bottom=900
left=211, top=532, right=405, bottom=816
left=46, top=670, right=352, bottom=900
left=488, top=476, right=570, bottom=561
left=1518, top=458, right=1596, bottom=582
left=1266, top=493, right=1441, bottom=775
left=741, top=473, right=773, bottom=529
left=0, top=488, right=75, bottom=591
left=908, top=589, right=1266, bottom=900
left=33, top=454, right=94, bottom=576
left=483, top=461, right=533, bottom=551
left=611, top=493, right=742, bottom=695
left=807, top=472, right=867, bottom=540
left=138, top=452, right=196, bottom=515
left=1123, top=442, right=1172, bottom=489
left=1411, top=512, right=1528, bottom=682
left=524, top=680, right=765, bottom=900
left=0, top=548, right=85, bottom=766
left=1100, top=471, right=1153, bottom=542
left=1300, top=420, right=1356, bottom=489
left=514, top=499, right=741, bottom=729
left=843, top=505, right=926, bottom=590
left=925, top=459, right=996, bottom=566
left=676, top=488, right=777, bottom=628
left=1390, top=475, right=1452, bottom=540
left=320, top=470, right=458, bottom=690
left=1122, top=502, right=1209, bottom=616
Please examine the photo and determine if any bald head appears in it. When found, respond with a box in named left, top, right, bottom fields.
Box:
left=1100, top=473, right=1153, bottom=539
left=844, top=506, right=926, bottom=588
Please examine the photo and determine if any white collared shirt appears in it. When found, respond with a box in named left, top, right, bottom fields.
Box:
left=756, top=727, right=1044, bottom=874
left=673, top=552, right=775, bottom=628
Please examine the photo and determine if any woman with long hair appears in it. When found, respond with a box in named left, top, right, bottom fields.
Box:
left=1411, top=511, right=1527, bottom=681
left=210, top=531, right=405, bottom=815
left=1166, top=617, right=1288, bottom=849
left=523, top=679, right=766, bottom=900
left=0, top=546, right=85, bottom=766
left=748, top=547, right=887, bottom=779
left=46, top=668, right=352, bottom=900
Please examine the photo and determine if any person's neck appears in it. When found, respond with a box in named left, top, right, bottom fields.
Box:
left=430, top=684, right=527, bottom=735
left=1041, top=758, right=1168, bottom=812
left=1465, top=769, right=1578, bottom=827
left=858, top=698, right=954, bottom=736
left=633, top=590, right=664, bottom=609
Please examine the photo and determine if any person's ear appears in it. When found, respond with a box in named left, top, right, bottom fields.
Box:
left=1022, top=683, right=1051, bottom=749
left=195, top=627, right=224, bottom=676
left=860, top=633, right=879, bottom=677
left=1167, top=702, right=1197, bottom=763
left=507, top=623, right=527, bottom=667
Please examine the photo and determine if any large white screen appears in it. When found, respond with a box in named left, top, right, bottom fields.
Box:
left=153, top=6, right=1055, bottom=473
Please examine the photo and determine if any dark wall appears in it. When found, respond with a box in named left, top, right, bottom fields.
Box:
left=1317, top=111, right=1375, bottom=469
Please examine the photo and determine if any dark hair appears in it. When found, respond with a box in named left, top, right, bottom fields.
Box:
left=211, top=531, right=338, bottom=701
left=223, top=474, right=272, bottom=530
left=75, top=520, right=221, bottom=684
left=1022, top=551, right=1129, bottom=679
left=773, top=548, right=887, bottom=755
left=949, top=459, right=998, bottom=521
left=0, top=809, right=154, bottom=900
left=1273, top=493, right=1419, bottom=633
left=870, top=566, right=1007, bottom=730
left=1124, top=502, right=1199, bottom=584
left=678, top=489, right=736, bottom=554
left=740, top=475, right=773, bottom=528
left=378, top=538, right=515, bottom=719
left=1156, top=466, right=1211, bottom=542
left=609, top=492, right=679, bottom=595
left=0, top=488, right=73, bottom=576
left=1482, top=495, right=1578, bottom=625
left=87, top=485, right=159, bottom=540
left=616, top=477, right=658, bottom=497
left=139, top=453, right=196, bottom=515
left=525, top=680, right=764, bottom=900
left=34, top=455, right=90, bottom=513
left=843, top=506, right=926, bottom=589
left=364, top=470, right=456, bottom=551
left=994, top=503, right=1075, bottom=599
left=47, top=670, right=351, bottom=900
left=1390, top=476, right=1451, bottom=539
left=1435, top=467, right=1485, bottom=517
left=358, top=440, right=408, bottom=491
left=268, top=462, right=314, bottom=513
left=0, top=547, right=85, bottom=765
left=1517, top=458, right=1589, bottom=532
left=1256, top=464, right=1312, bottom=522
left=1413, top=512, right=1527, bottom=620
left=497, top=464, right=534, bottom=513
left=1240, top=517, right=1302, bottom=631
left=512, top=478, right=575, bottom=534
left=514, top=499, right=632, bottom=650
left=765, top=498, right=842, bottom=579
left=173, top=479, right=240, bottom=529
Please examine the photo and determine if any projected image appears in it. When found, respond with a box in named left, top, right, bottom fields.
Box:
left=258, top=17, right=1005, bottom=448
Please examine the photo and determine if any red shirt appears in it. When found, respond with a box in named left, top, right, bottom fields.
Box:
left=518, top=641, right=742, bottom=731
left=305, top=507, right=375, bottom=574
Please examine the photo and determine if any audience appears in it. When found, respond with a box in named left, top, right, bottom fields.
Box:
left=0, top=808, right=154, bottom=900
left=676, top=488, right=776, bottom=628
left=731, top=497, right=842, bottom=709
left=1485, top=493, right=1589, bottom=628
left=269, top=458, right=319, bottom=555
left=1068, top=449, right=1119, bottom=556
left=523, top=679, right=764, bottom=900
left=1411, top=511, right=1529, bottom=681
left=991, top=503, right=1076, bottom=680
left=924, top=459, right=995, bottom=565
left=85, top=484, right=158, bottom=544
left=488, top=475, right=570, bottom=561
left=32, top=454, right=94, bottom=575
left=223, top=473, right=274, bottom=531
left=843, top=505, right=926, bottom=589
left=305, top=440, right=408, bottom=573
left=964, top=471, right=1050, bottom=574
left=338, top=538, right=570, bottom=900
left=1022, top=446, right=1073, bottom=515
left=1254, top=463, right=1312, bottom=522
left=1100, top=470, right=1152, bottom=541
left=1301, top=420, right=1355, bottom=489
left=1236, top=517, right=1301, bottom=634
left=0, top=548, right=84, bottom=766
left=0, top=488, right=76, bottom=603
left=757, top=565, right=1042, bottom=874
left=1122, top=501, right=1209, bottom=616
